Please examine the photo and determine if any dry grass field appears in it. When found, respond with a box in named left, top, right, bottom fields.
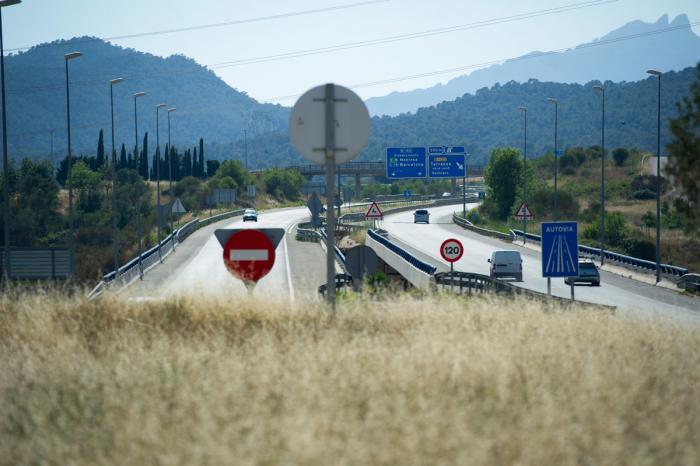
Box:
left=1, top=290, right=699, bottom=465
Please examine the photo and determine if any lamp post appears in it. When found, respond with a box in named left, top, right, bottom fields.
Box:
left=546, top=98, right=559, bottom=221
left=155, top=103, right=167, bottom=262
left=517, top=106, right=527, bottom=244
left=133, top=91, right=145, bottom=278
left=167, top=107, right=176, bottom=248
left=109, top=77, right=124, bottom=277
left=593, top=84, right=606, bottom=265
left=647, top=69, right=662, bottom=283
left=64, top=51, right=82, bottom=279
left=0, top=0, right=21, bottom=281
left=243, top=128, right=248, bottom=170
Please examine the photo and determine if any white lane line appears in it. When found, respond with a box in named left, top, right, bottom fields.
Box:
left=285, top=222, right=296, bottom=304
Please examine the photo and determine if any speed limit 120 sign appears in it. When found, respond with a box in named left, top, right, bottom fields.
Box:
left=440, top=238, right=464, bottom=263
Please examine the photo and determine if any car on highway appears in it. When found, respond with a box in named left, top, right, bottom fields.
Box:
left=565, top=260, right=601, bottom=286
left=243, top=208, right=258, bottom=222
left=488, top=250, right=523, bottom=281
left=413, top=209, right=430, bottom=224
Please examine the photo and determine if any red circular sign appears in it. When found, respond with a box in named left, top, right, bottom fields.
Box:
left=223, top=229, right=276, bottom=282
left=440, top=238, right=464, bottom=263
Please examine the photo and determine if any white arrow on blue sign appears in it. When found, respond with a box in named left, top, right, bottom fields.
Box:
left=428, top=146, right=466, bottom=178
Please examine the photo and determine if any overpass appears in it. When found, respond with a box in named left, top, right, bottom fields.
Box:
left=253, top=161, right=485, bottom=199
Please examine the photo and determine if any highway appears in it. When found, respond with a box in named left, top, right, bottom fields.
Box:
left=378, top=204, right=700, bottom=325
left=126, top=207, right=325, bottom=302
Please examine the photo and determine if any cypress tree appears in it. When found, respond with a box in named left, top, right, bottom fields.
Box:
left=96, top=129, right=105, bottom=168
left=119, top=143, right=127, bottom=169
left=141, top=132, right=149, bottom=179
left=192, top=147, right=199, bottom=177
left=198, top=138, right=205, bottom=179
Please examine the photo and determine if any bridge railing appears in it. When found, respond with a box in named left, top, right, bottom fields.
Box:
left=88, top=208, right=245, bottom=299
left=509, top=228, right=689, bottom=278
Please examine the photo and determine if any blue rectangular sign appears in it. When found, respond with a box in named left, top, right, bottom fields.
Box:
left=541, top=222, right=579, bottom=278
left=428, top=146, right=466, bottom=178
left=386, top=147, right=426, bottom=179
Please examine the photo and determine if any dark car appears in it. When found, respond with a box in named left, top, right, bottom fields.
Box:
left=565, top=260, right=601, bottom=286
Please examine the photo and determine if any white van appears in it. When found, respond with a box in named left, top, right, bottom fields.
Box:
left=488, top=250, right=523, bottom=281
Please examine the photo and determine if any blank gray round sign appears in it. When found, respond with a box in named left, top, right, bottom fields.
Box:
left=288, top=84, right=371, bottom=165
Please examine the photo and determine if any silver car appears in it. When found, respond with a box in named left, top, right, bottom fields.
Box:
left=243, top=208, right=258, bottom=222
left=414, top=209, right=430, bottom=224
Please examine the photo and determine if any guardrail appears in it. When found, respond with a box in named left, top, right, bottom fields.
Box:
left=677, top=273, right=700, bottom=292
left=88, top=208, right=245, bottom=299
left=510, top=228, right=689, bottom=278
left=320, top=229, right=347, bottom=271
left=318, top=274, right=354, bottom=295
left=367, top=229, right=437, bottom=275
left=453, top=214, right=514, bottom=241
left=433, top=271, right=616, bottom=311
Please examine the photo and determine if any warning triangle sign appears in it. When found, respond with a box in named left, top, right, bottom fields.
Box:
left=514, top=202, right=533, bottom=219
left=365, top=201, right=384, bottom=219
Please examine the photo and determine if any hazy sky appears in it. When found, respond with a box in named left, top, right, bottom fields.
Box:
left=3, top=0, right=699, bottom=104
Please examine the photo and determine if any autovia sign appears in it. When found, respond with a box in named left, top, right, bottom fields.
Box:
left=386, top=147, right=427, bottom=179
left=428, top=146, right=466, bottom=178
left=541, top=222, right=579, bottom=278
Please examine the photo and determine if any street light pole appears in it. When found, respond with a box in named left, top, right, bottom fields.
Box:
left=133, top=92, right=145, bottom=278
left=0, top=0, right=21, bottom=281
left=167, top=107, right=176, bottom=248
left=109, top=77, right=124, bottom=277
left=647, top=69, right=662, bottom=283
left=547, top=98, right=559, bottom=222
left=155, top=103, right=167, bottom=263
left=518, top=106, right=527, bottom=244
left=64, top=51, right=82, bottom=280
left=244, top=129, right=248, bottom=170
left=593, top=85, right=606, bottom=265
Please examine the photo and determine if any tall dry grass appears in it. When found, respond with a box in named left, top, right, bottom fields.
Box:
left=1, top=290, right=699, bottom=465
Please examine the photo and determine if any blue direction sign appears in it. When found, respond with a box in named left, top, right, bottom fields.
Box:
left=541, top=222, right=579, bottom=277
left=386, top=147, right=427, bottom=179
left=404, top=189, right=412, bottom=199
left=428, top=146, right=466, bottom=178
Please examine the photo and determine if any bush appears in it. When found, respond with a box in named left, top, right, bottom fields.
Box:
left=621, top=236, right=656, bottom=261
left=633, top=189, right=656, bottom=200
left=612, top=147, right=630, bottom=166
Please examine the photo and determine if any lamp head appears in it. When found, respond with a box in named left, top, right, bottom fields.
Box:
left=134, top=92, right=146, bottom=98
left=64, top=51, right=82, bottom=61
left=517, top=106, right=527, bottom=111
left=0, top=0, right=22, bottom=7
left=546, top=97, right=558, bottom=104
left=110, top=77, right=125, bottom=85
left=592, top=85, right=603, bottom=91
left=646, top=69, right=662, bottom=77
left=168, top=108, right=177, bottom=113
left=156, top=103, right=167, bottom=109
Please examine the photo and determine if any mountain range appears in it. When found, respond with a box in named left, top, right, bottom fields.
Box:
left=1, top=13, right=699, bottom=168
left=365, top=14, right=700, bottom=116
left=3, top=37, right=287, bottom=162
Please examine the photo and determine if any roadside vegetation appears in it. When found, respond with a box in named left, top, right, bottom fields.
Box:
left=471, top=65, right=700, bottom=272
left=0, top=129, right=305, bottom=283
left=1, top=290, right=698, bottom=465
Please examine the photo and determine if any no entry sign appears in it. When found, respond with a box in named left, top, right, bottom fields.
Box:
left=440, top=238, right=464, bottom=263
left=222, top=229, right=276, bottom=283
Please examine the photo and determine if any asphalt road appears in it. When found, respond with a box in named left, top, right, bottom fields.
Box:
left=378, top=204, right=700, bottom=325
left=126, top=207, right=326, bottom=302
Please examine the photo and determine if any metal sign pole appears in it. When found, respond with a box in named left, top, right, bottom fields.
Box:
left=450, top=262, right=454, bottom=293
left=570, top=282, right=575, bottom=301
left=547, top=277, right=551, bottom=295
left=324, top=83, right=336, bottom=308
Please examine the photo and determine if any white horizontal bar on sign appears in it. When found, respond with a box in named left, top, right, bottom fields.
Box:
left=230, top=249, right=269, bottom=261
